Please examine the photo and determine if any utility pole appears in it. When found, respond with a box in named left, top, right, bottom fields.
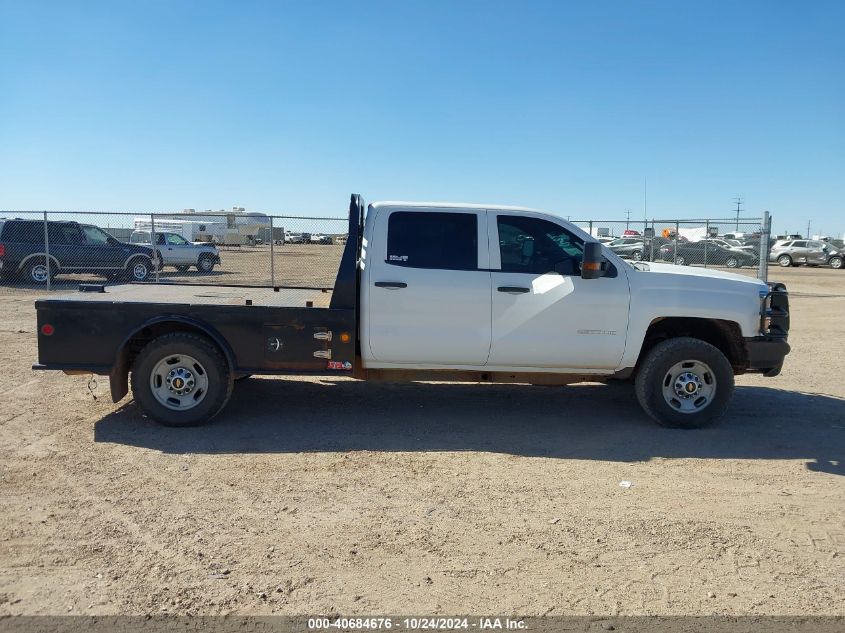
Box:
left=625, top=209, right=631, bottom=231
left=806, top=220, right=811, bottom=240
left=734, top=197, right=743, bottom=231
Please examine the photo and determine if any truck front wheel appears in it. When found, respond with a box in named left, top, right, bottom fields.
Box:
left=634, top=337, right=734, bottom=429
left=131, top=332, right=233, bottom=426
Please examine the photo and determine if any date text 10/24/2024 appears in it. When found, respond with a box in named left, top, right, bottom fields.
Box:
left=308, top=618, right=527, bottom=630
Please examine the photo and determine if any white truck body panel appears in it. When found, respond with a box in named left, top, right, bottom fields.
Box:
left=360, top=202, right=769, bottom=375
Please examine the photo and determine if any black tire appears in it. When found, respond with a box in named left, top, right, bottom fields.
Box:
left=829, top=256, right=844, bottom=270
left=675, top=255, right=686, bottom=266
left=175, top=265, right=191, bottom=273
left=725, top=256, right=740, bottom=268
left=131, top=332, right=233, bottom=427
left=777, top=254, right=792, bottom=268
left=631, top=249, right=642, bottom=261
left=125, top=257, right=152, bottom=281
left=634, top=337, right=734, bottom=429
left=25, top=259, right=57, bottom=284
left=197, top=254, right=216, bottom=273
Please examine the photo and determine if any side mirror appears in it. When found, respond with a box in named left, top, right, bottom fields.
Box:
left=581, top=242, right=605, bottom=280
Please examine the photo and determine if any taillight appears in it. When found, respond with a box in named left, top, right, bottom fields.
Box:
left=41, top=324, right=55, bottom=336
left=0, top=243, right=5, bottom=257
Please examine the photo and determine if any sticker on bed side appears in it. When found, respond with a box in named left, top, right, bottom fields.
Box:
left=327, top=360, right=353, bottom=370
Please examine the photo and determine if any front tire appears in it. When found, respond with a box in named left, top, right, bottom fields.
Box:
left=725, top=256, right=740, bottom=268
left=675, top=255, right=686, bottom=266
left=635, top=337, right=734, bottom=429
left=829, top=256, right=844, bottom=270
left=197, top=254, right=216, bottom=273
left=131, top=333, right=233, bottom=427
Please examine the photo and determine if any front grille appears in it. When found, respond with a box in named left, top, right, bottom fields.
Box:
left=762, top=281, right=789, bottom=337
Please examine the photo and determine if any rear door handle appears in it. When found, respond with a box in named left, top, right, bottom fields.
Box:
left=374, top=281, right=407, bottom=289
left=497, top=286, right=530, bottom=294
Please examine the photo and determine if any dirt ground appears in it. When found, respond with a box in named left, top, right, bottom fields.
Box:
left=0, top=266, right=843, bottom=617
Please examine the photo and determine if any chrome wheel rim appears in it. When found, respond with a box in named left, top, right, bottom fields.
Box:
left=199, top=258, right=212, bottom=271
left=662, top=360, right=716, bottom=414
left=30, top=263, right=49, bottom=283
left=150, top=354, right=209, bottom=411
left=778, top=256, right=791, bottom=267
left=132, top=262, right=149, bottom=280
left=831, top=258, right=843, bottom=269
left=726, top=257, right=738, bottom=267
left=676, top=256, right=685, bottom=265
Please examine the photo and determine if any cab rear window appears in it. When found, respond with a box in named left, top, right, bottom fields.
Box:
left=386, top=212, right=478, bottom=271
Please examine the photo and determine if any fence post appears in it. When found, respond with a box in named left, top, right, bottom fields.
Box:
left=588, top=220, right=593, bottom=238
left=650, top=219, right=655, bottom=261
left=758, top=211, right=770, bottom=283
left=673, top=221, right=679, bottom=265
left=270, top=216, right=276, bottom=287
left=151, top=213, right=159, bottom=284
left=704, top=220, right=710, bottom=268
left=43, top=211, right=51, bottom=291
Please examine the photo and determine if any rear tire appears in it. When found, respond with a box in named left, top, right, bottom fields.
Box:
left=635, top=337, right=734, bottom=429
left=131, top=332, right=233, bottom=427
left=125, top=257, right=152, bottom=282
left=777, top=254, right=792, bottom=267
left=675, top=255, right=686, bottom=266
left=25, top=259, right=56, bottom=284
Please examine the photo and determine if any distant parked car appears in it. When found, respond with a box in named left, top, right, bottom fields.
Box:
left=0, top=219, right=157, bottom=283
left=284, top=231, right=306, bottom=244
left=309, top=233, right=332, bottom=244
left=607, top=236, right=670, bottom=261
left=659, top=241, right=758, bottom=268
left=130, top=230, right=221, bottom=273
left=768, top=239, right=844, bottom=269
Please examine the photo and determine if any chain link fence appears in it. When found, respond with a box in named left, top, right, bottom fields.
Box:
left=0, top=210, right=771, bottom=294
left=0, top=211, right=347, bottom=293
left=572, top=216, right=771, bottom=280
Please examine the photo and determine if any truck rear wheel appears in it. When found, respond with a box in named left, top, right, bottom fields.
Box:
left=635, top=337, right=734, bottom=429
left=131, top=332, right=233, bottom=426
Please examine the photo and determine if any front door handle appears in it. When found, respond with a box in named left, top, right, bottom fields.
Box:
left=374, top=281, right=407, bottom=289
left=497, top=286, right=530, bottom=294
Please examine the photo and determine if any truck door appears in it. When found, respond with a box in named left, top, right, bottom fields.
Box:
left=365, top=208, right=492, bottom=365
left=487, top=213, right=630, bottom=370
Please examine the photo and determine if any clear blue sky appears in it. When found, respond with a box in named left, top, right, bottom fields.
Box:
left=1, top=1, right=843, bottom=236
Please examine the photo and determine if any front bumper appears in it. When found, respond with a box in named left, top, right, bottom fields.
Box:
left=744, top=281, right=790, bottom=376
left=743, top=337, right=791, bottom=376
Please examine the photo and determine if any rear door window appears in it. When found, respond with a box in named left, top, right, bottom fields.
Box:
left=2, top=221, right=42, bottom=243
left=386, top=211, right=478, bottom=270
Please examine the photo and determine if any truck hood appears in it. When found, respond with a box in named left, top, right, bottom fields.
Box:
left=635, top=261, right=768, bottom=290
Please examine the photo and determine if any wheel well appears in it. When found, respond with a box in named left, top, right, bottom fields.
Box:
left=110, top=320, right=233, bottom=402
left=638, top=317, right=747, bottom=373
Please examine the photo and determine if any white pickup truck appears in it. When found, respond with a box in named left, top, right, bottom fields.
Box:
left=34, top=194, right=790, bottom=429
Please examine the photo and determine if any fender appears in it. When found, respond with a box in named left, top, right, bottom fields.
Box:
left=109, top=314, right=237, bottom=403
left=18, top=253, right=61, bottom=271
left=122, top=252, right=155, bottom=269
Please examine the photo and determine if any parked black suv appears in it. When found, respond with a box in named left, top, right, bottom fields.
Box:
left=0, top=219, right=157, bottom=284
